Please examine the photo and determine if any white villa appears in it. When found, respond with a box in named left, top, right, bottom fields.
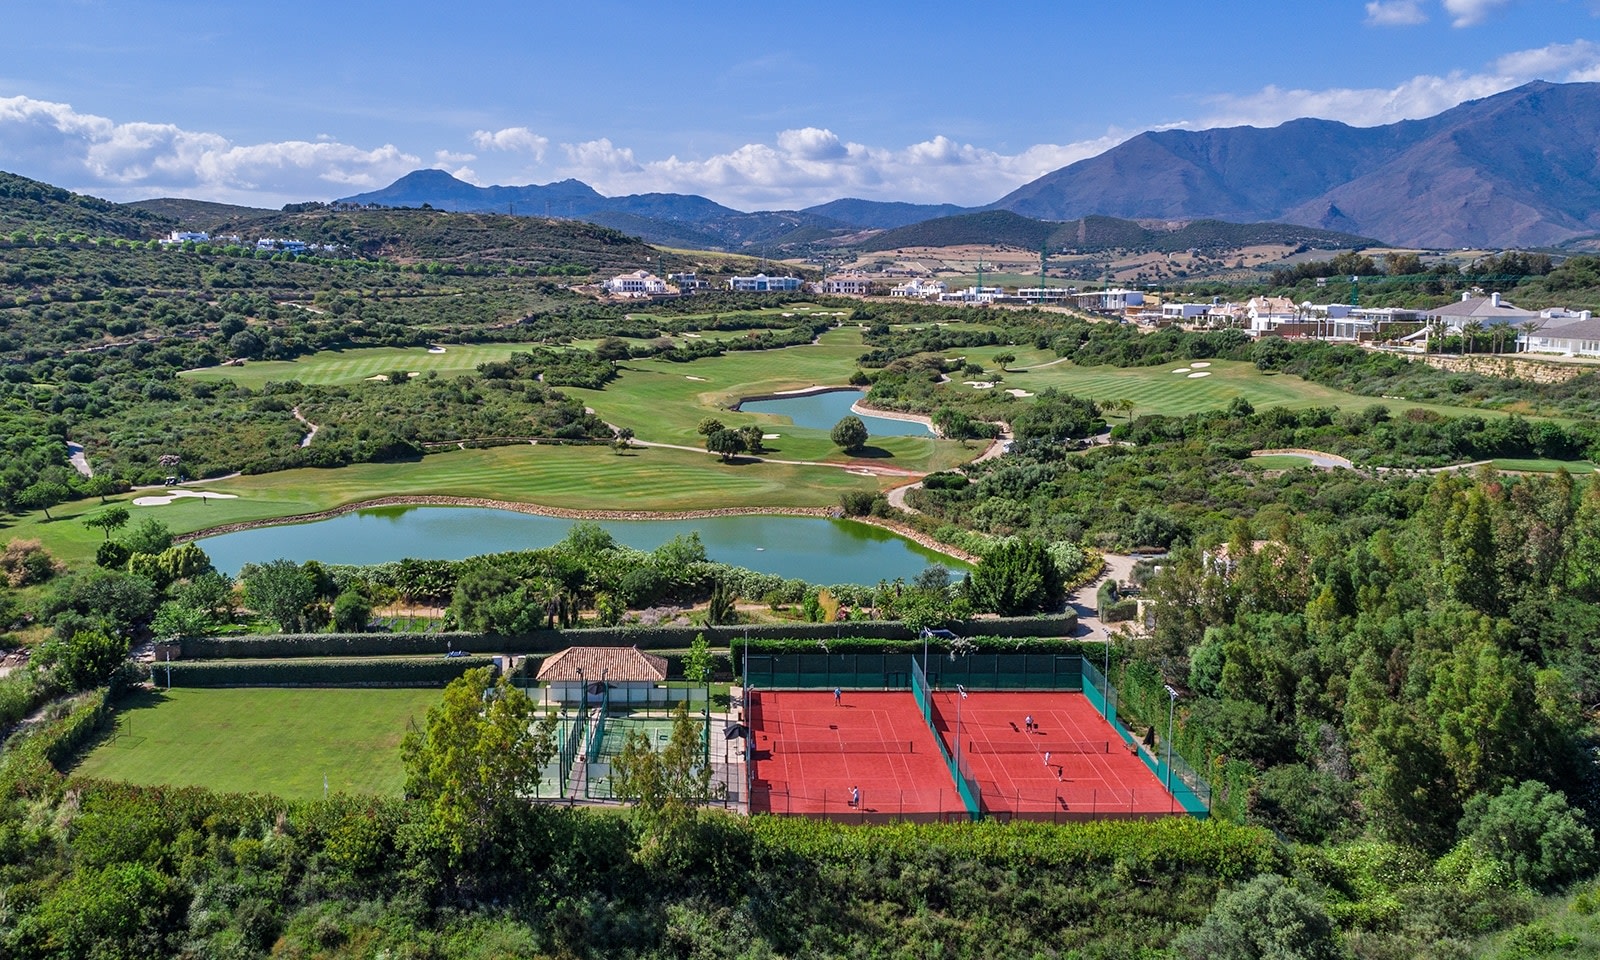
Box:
left=1422, top=292, right=1539, bottom=332
left=161, top=231, right=210, bottom=245
left=1246, top=296, right=1299, bottom=336
left=1519, top=308, right=1600, bottom=357
left=604, top=270, right=668, bottom=297
left=818, top=273, right=875, bottom=296
left=889, top=278, right=947, bottom=299
left=1016, top=287, right=1075, bottom=303
left=1073, top=289, right=1145, bottom=314
left=728, top=273, right=803, bottom=292
left=939, top=285, right=1006, bottom=304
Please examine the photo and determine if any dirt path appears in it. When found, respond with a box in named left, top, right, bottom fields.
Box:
left=292, top=407, right=319, bottom=448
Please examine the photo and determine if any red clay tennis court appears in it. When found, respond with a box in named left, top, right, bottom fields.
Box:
left=926, top=690, right=1178, bottom=819
left=748, top=690, right=966, bottom=821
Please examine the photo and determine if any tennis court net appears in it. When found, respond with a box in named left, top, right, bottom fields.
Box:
left=774, top=739, right=919, bottom=754
left=966, top=740, right=1113, bottom=754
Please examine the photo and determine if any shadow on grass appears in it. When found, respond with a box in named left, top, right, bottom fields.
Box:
left=63, top=687, right=175, bottom=773
left=846, top=445, right=896, bottom=460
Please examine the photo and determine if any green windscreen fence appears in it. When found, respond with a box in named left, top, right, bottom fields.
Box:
left=911, top=658, right=981, bottom=820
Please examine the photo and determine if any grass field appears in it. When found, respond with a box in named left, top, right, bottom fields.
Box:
left=1491, top=458, right=1597, bottom=474
left=5, top=442, right=890, bottom=564
left=73, top=687, right=441, bottom=799
left=1246, top=454, right=1316, bottom=469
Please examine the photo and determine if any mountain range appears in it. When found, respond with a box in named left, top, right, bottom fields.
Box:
left=337, top=80, right=1600, bottom=252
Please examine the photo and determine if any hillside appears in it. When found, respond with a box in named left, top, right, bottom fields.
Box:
left=803, top=197, right=971, bottom=229
left=0, top=170, right=174, bottom=238
left=859, top=210, right=1375, bottom=253
left=125, top=197, right=279, bottom=229
left=993, top=80, right=1600, bottom=248
left=203, top=207, right=692, bottom=272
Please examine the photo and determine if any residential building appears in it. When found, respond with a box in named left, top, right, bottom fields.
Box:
left=1246, top=296, right=1299, bottom=336
left=819, top=273, right=875, bottom=296
left=1016, top=287, right=1075, bottom=303
left=1161, top=303, right=1210, bottom=322
left=1519, top=309, right=1599, bottom=356
left=938, top=285, right=1006, bottom=304
left=1422, top=292, right=1539, bottom=332
left=161, top=230, right=210, bottom=244
left=889, top=278, right=947, bottom=299
left=666, top=272, right=708, bottom=292
left=604, top=270, right=668, bottom=296
left=728, top=273, right=803, bottom=292
left=1072, top=288, right=1145, bottom=314
left=256, top=238, right=308, bottom=255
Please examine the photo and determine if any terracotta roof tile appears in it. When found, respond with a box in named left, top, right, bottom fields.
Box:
left=536, top=646, right=669, bottom=682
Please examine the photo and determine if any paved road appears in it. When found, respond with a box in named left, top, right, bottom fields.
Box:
left=66, top=442, right=93, bottom=478
left=1066, top=552, right=1140, bottom=639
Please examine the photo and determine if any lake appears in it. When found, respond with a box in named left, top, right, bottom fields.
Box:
left=737, top=389, right=933, bottom=437
left=195, top=506, right=965, bottom=584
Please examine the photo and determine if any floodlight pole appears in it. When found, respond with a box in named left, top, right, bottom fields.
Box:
left=164, top=650, right=171, bottom=691
left=955, top=684, right=967, bottom=771
left=1163, top=684, right=1179, bottom=791
left=575, top=666, right=584, bottom=717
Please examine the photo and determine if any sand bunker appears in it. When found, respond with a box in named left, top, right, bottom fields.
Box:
left=427, top=346, right=447, bottom=354
left=762, top=433, right=780, bottom=440
left=133, top=490, right=239, bottom=507
left=365, top=374, right=388, bottom=381
left=1173, top=367, right=1192, bottom=374
left=1007, top=389, right=1034, bottom=398
left=685, top=376, right=707, bottom=381
left=1190, top=361, right=1211, bottom=368
left=963, top=381, right=995, bottom=389
left=1187, top=371, right=1212, bottom=379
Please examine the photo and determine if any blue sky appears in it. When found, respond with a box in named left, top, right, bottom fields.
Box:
left=1, top=0, right=1597, bottom=209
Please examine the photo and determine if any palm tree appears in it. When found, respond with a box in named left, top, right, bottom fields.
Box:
left=1461, top=321, right=1483, bottom=355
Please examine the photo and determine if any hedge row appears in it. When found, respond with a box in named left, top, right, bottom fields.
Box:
left=731, top=635, right=1101, bottom=656
left=179, top=615, right=1077, bottom=660
left=153, top=656, right=498, bottom=688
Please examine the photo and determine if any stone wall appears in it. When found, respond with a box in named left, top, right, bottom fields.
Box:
left=1416, top=353, right=1590, bottom=384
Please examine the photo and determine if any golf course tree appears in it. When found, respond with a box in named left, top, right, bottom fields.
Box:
left=595, top=336, right=632, bottom=365
left=82, top=506, right=130, bottom=540
left=831, top=415, right=869, bottom=454
left=17, top=480, right=69, bottom=520
left=933, top=406, right=980, bottom=444
left=401, top=666, right=557, bottom=861
left=705, top=427, right=746, bottom=462
left=993, top=352, right=1015, bottom=372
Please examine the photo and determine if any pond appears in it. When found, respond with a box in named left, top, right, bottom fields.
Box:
left=737, top=389, right=933, bottom=437
left=195, top=506, right=966, bottom=584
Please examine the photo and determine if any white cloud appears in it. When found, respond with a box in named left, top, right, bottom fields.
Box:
left=1442, top=0, right=1514, bottom=27
left=0, top=94, right=418, bottom=205
left=1365, top=1, right=1429, bottom=26
left=1492, top=39, right=1600, bottom=77
left=546, top=127, right=1128, bottom=208
left=469, top=126, right=549, bottom=158
left=1197, top=39, right=1600, bottom=129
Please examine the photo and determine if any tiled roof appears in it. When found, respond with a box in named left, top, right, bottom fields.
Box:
left=1425, top=297, right=1538, bottom=321
left=536, top=645, right=668, bottom=682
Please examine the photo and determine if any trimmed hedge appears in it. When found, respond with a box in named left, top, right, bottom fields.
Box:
left=732, top=634, right=1101, bottom=656
left=179, top=614, right=1077, bottom=660
left=156, top=656, right=498, bottom=688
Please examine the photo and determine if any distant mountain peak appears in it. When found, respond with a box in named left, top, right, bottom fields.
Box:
left=992, top=80, right=1600, bottom=248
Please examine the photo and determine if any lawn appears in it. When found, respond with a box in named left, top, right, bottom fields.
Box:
left=6, top=442, right=891, bottom=565
left=72, top=687, right=442, bottom=799
left=1246, top=454, right=1317, bottom=470
left=1491, top=458, right=1596, bottom=474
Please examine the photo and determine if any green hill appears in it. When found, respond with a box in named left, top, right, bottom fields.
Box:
left=125, top=197, right=279, bottom=229
left=0, top=170, right=174, bottom=239
left=204, top=206, right=691, bottom=272
left=859, top=209, right=1377, bottom=254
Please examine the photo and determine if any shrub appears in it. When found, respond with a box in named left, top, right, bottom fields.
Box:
left=1, top=538, right=63, bottom=586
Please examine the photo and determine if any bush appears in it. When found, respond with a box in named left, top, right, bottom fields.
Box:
left=1, top=538, right=62, bottom=586
left=1460, top=780, right=1596, bottom=892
